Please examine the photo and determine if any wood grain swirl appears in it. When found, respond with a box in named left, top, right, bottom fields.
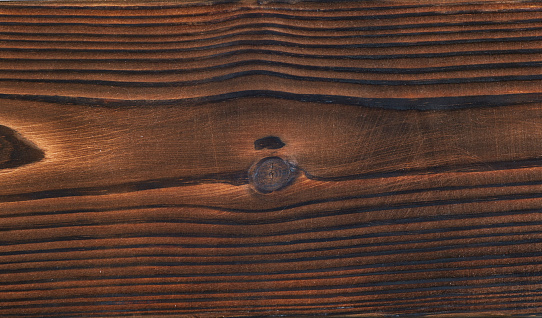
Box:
left=1, top=0, right=542, bottom=316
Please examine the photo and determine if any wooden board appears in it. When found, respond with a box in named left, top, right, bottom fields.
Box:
left=1, top=0, right=542, bottom=316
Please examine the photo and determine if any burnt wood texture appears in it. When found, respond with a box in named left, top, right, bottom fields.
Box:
left=1, top=0, right=542, bottom=316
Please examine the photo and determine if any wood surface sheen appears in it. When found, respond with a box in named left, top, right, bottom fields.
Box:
left=1, top=0, right=542, bottom=316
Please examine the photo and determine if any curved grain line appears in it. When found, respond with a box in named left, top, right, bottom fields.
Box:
left=2, top=60, right=542, bottom=75
left=3, top=47, right=542, bottom=63
left=0, top=154, right=541, bottom=207
left=0, top=36, right=542, bottom=54
left=4, top=70, right=542, bottom=87
left=1, top=91, right=541, bottom=114
left=2, top=196, right=542, bottom=230
left=2, top=1, right=537, bottom=16
left=4, top=8, right=542, bottom=26
left=4, top=17, right=542, bottom=36
left=2, top=21, right=542, bottom=41
left=2, top=35, right=542, bottom=53
left=2, top=206, right=542, bottom=244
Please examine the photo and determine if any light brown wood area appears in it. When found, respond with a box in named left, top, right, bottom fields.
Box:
left=1, top=0, right=542, bottom=316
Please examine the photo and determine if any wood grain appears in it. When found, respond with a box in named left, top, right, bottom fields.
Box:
left=1, top=0, right=542, bottom=316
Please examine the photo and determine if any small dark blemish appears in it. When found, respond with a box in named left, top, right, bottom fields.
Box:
left=254, top=136, right=285, bottom=150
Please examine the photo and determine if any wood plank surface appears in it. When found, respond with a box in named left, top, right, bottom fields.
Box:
left=1, top=0, right=542, bottom=316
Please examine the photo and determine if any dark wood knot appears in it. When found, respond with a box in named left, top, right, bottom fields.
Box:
left=250, top=157, right=294, bottom=193
left=0, top=125, right=44, bottom=169
left=254, top=136, right=285, bottom=150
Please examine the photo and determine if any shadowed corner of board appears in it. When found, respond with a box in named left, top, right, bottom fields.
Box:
left=0, top=125, right=44, bottom=170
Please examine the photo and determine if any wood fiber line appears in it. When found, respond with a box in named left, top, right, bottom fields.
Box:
left=1, top=0, right=542, bottom=316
